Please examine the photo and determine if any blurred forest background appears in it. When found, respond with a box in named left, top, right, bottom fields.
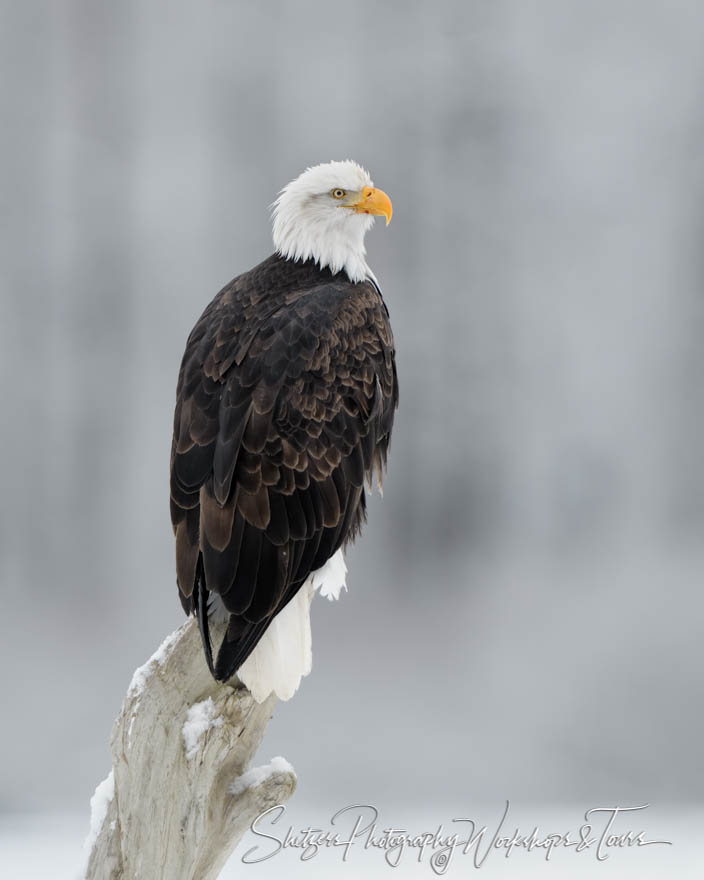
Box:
left=1, top=0, right=703, bottom=858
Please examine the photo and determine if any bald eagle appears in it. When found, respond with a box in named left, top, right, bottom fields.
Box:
left=170, top=161, right=398, bottom=702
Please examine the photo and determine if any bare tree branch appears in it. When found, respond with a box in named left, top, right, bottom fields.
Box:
left=81, top=618, right=296, bottom=880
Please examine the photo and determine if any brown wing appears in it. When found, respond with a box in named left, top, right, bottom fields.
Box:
left=170, top=255, right=398, bottom=680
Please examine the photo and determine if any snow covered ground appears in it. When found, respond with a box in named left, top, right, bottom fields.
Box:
left=2, top=803, right=702, bottom=879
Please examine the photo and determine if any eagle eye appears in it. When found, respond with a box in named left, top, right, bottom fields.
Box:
left=331, top=188, right=346, bottom=200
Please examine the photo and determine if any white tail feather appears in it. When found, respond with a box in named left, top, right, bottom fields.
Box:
left=235, top=549, right=347, bottom=702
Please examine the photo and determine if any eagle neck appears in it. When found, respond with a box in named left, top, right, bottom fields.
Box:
left=272, top=216, right=376, bottom=285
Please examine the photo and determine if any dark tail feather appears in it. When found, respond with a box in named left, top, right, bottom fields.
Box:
left=213, top=616, right=270, bottom=682
left=213, top=573, right=313, bottom=681
left=194, top=554, right=269, bottom=683
left=194, top=555, right=271, bottom=683
left=196, top=564, right=309, bottom=684
left=195, top=556, right=217, bottom=679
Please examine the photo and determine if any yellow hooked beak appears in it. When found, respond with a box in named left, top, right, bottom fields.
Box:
left=350, top=186, right=393, bottom=225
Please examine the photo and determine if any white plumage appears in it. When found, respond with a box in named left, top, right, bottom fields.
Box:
left=234, top=549, right=348, bottom=702
left=272, top=160, right=377, bottom=284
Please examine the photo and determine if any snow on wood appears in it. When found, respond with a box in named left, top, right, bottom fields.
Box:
left=229, top=756, right=296, bottom=798
left=183, top=697, right=224, bottom=760
left=78, top=770, right=115, bottom=877
left=82, top=617, right=296, bottom=880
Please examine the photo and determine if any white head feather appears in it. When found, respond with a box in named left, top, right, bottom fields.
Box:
left=272, top=160, right=379, bottom=284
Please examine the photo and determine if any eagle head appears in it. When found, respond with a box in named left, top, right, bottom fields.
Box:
left=272, top=159, right=392, bottom=284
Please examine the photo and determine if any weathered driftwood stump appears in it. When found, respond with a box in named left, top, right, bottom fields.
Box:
left=81, top=618, right=296, bottom=880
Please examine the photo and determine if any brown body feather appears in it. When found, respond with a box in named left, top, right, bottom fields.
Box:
left=170, top=253, right=398, bottom=681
